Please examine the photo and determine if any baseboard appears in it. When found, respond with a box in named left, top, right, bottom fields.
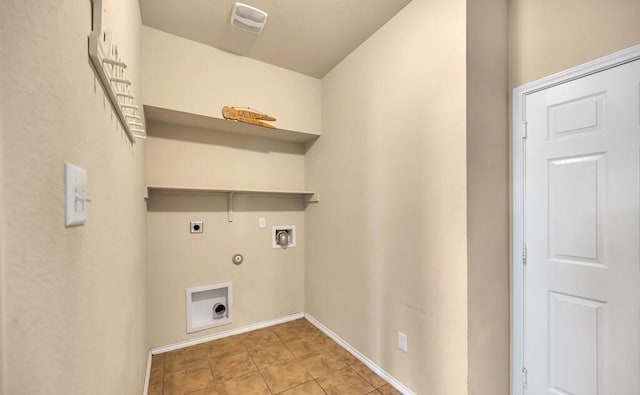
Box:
left=142, top=349, right=152, bottom=395
left=304, top=313, right=415, bottom=395
left=150, top=312, right=305, bottom=355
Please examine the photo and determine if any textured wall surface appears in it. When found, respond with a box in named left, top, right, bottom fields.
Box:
left=466, top=1, right=510, bottom=394
left=142, top=27, right=322, bottom=135
left=0, top=35, right=5, bottom=394
left=1, top=0, right=148, bottom=393
left=305, top=0, right=468, bottom=393
left=147, top=193, right=306, bottom=348
left=145, top=124, right=308, bottom=348
left=510, top=0, right=640, bottom=87
left=142, top=28, right=319, bottom=347
left=146, top=122, right=305, bottom=190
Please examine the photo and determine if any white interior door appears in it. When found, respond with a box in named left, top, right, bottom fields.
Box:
left=523, top=59, right=640, bottom=394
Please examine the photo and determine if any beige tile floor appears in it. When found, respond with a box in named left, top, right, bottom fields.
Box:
left=148, top=319, right=402, bottom=395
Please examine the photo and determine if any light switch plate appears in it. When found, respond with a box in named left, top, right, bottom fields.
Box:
left=398, top=332, right=408, bottom=352
left=65, top=162, right=88, bottom=227
left=259, top=217, right=266, bottom=228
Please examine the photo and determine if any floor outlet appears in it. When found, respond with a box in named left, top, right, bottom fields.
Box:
left=398, top=332, right=408, bottom=352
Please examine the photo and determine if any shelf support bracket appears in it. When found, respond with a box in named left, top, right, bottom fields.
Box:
left=227, top=192, right=234, bottom=223
left=305, top=192, right=320, bottom=203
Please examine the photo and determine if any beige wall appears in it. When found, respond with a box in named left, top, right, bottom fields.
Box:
left=142, top=27, right=322, bottom=135
left=143, top=30, right=319, bottom=347
left=146, top=124, right=308, bottom=347
left=1, top=1, right=148, bottom=393
left=147, top=193, right=305, bottom=347
left=510, top=0, right=640, bottom=87
left=146, top=122, right=305, bottom=190
left=0, top=41, right=5, bottom=395
left=467, top=1, right=510, bottom=395
left=305, top=0, right=468, bottom=393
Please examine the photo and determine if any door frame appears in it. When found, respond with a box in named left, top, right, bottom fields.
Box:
left=511, top=44, right=640, bottom=395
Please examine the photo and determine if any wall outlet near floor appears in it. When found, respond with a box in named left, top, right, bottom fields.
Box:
left=398, top=332, right=408, bottom=352
left=190, top=220, right=203, bottom=233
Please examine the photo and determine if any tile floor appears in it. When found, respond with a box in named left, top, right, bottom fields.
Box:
left=148, top=318, right=402, bottom=395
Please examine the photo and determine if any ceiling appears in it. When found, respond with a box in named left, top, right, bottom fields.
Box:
left=138, top=0, right=412, bottom=78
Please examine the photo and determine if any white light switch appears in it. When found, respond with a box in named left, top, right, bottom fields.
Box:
left=398, top=332, right=408, bottom=352
left=65, top=162, right=88, bottom=227
left=258, top=217, right=266, bottom=228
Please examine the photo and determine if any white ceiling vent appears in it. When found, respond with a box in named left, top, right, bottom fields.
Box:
left=230, top=3, right=268, bottom=34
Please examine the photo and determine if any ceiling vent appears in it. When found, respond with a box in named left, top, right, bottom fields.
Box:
left=230, top=3, right=268, bottom=34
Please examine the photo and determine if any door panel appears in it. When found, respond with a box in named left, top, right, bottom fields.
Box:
left=524, top=59, right=640, bottom=394
left=548, top=92, right=605, bottom=140
left=548, top=154, right=603, bottom=265
left=548, top=292, right=604, bottom=395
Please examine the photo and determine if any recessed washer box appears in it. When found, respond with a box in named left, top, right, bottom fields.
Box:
left=272, top=225, right=296, bottom=249
left=186, top=282, right=232, bottom=333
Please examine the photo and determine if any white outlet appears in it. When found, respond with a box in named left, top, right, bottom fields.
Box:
left=190, top=221, right=203, bottom=233
left=398, top=332, right=408, bottom=352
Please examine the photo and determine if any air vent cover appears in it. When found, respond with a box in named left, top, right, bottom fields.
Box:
left=230, top=2, right=268, bottom=34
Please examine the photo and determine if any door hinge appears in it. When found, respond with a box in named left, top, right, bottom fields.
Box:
left=522, top=367, right=528, bottom=387
left=522, top=121, right=528, bottom=139
left=522, top=245, right=527, bottom=265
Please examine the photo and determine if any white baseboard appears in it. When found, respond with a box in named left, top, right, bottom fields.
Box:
left=142, top=349, right=152, bottom=395
left=150, top=312, right=305, bottom=355
left=304, top=313, right=415, bottom=395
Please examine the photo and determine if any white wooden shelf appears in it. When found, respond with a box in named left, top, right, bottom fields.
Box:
left=146, top=185, right=319, bottom=222
left=144, top=105, right=321, bottom=144
left=146, top=185, right=318, bottom=200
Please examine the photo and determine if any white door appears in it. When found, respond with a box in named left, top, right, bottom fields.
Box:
left=524, top=59, right=640, bottom=394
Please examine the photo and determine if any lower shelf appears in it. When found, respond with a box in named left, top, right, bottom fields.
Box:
left=146, top=185, right=318, bottom=202
left=146, top=185, right=319, bottom=222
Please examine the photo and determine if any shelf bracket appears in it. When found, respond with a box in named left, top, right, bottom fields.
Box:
left=227, top=192, right=234, bottom=223
left=305, top=192, right=320, bottom=203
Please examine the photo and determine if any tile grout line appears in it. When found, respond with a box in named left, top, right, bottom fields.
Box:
left=252, top=325, right=326, bottom=394
left=346, top=364, right=376, bottom=392
left=249, top=348, right=274, bottom=395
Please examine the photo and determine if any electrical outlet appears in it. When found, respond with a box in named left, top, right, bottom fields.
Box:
left=190, top=221, right=203, bottom=233
left=398, top=332, right=408, bottom=352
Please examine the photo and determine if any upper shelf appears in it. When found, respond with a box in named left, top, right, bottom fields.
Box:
left=144, top=105, right=321, bottom=144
